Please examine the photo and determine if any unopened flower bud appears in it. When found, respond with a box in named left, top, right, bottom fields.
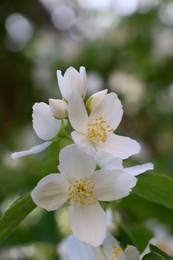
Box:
left=49, top=99, right=68, bottom=119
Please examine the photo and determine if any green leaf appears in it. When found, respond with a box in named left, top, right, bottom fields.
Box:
left=142, top=252, right=166, bottom=260
left=116, top=223, right=153, bottom=252
left=121, top=193, right=173, bottom=231
left=149, top=244, right=173, bottom=260
left=0, top=193, right=36, bottom=244
left=128, top=223, right=153, bottom=252
left=117, top=224, right=136, bottom=247
left=133, top=174, right=173, bottom=209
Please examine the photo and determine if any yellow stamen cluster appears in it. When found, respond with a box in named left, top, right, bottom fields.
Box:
left=87, top=116, right=113, bottom=143
left=68, top=178, right=97, bottom=208
left=112, top=243, right=124, bottom=259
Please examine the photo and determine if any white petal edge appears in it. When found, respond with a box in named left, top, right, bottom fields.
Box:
left=32, top=102, right=61, bottom=140
left=93, top=169, right=137, bottom=201
left=69, top=202, right=106, bottom=247
left=125, top=163, right=154, bottom=176
left=11, top=141, right=52, bottom=159
left=67, top=234, right=96, bottom=260
left=58, top=144, right=96, bottom=180
left=96, top=133, right=140, bottom=159
left=31, top=173, right=69, bottom=211
left=68, top=92, right=88, bottom=133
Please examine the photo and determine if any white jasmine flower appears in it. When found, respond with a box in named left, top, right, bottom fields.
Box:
left=31, top=144, right=137, bottom=246
left=98, top=232, right=140, bottom=260
left=11, top=102, right=61, bottom=159
left=67, top=232, right=140, bottom=260
left=68, top=91, right=140, bottom=159
left=57, top=66, right=87, bottom=101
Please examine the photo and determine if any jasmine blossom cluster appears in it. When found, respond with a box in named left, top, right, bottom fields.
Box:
left=11, top=66, right=154, bottom=257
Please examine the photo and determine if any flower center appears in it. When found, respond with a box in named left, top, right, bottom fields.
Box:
left=112, top=243, right=123, bottom=259
left=68, top=178, right=97, bottom=208
left=87, top=116, right=113, bottom=143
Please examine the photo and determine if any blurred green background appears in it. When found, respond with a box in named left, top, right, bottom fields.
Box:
left=1, top=0, right=173, bottom=259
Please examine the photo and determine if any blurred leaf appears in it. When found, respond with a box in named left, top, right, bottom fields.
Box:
left=115, top=218, right=153, bottom=252
left=120, top=194, right=173, bottom=233
left=133, top=174, right=173, bottom=209
left=142, top=252, right=166, bottom=260
left=117, top=224, right=136, bottom=247
left=128, top=224, right=153, bottom=252
left=149, top=244, right=173, bottom=260
left=0, top=192, right=36, bottom=244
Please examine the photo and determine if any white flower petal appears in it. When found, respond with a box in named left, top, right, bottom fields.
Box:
left=58, top=144, right=96, bottom=180
left=95, top=151, right=123, bottom=170
left=96, top=133, right=140, bottom=159
left=31, top=173, right=69, bottom=211
left=94, top=247, right=108, bottom=259
left=93, top=170, right=137, bottom=201
left=57, top=67, right=86, bottom=100
left=11, top=141, right=52, bottom=159
left=32, top=102, right=61, bottom=140
left=79, top=66, right=87, bottom=97
left=71, top=131, right=94, bottom=148
left=116, top=252, right=127, bottom=260
left=89, top=93, right=123, bottom=131
left=79, top=145, right=96, bottom=158
left=125, top=163, right=154, bottom=176
left=67, top=235, right=96, bottom=260
left=102, top=232, right=118, bottom=257
left=57, top=70, right=68, bottom=99
left=86, top=89, right=108, bottom=112
left=68, top=92, right=88, bottom=133
left=124, top=246, right=140, bottom=260
left=69, top=202, right=106, bottom=247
